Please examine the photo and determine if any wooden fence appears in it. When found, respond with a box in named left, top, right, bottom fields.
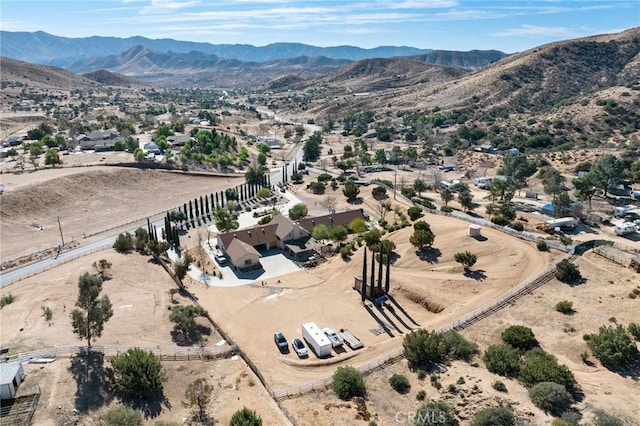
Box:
left=2, top=344, right=237, bottom=363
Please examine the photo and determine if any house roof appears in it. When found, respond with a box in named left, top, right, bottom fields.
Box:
left=225, top=238, right=260, bottom=265
left=0, top=362, right=22, bottom=385
left=269, top=214, right=309, bottom=240
left=167, top=134, right=191, bottom=145
left=86, top=130, right=119, bottom=140
left=297, top=209, right=366, bottom=233
left=218, top=223, right=279, bottom=250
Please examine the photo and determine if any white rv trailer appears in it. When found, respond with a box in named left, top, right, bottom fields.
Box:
left=301, top=322, right=332, bottom=357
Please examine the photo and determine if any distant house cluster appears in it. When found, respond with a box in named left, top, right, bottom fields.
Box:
left=216, top=209, right=366, bottom=272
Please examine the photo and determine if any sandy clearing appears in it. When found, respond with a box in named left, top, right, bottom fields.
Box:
left=0, top=166, right=243, bottom=262
left=187, top=209, right=558, bottom=391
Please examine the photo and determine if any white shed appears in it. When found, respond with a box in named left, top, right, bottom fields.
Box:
left=468, top=225, right=482, bottom=237
left=0, top=362, right=26, bottom=400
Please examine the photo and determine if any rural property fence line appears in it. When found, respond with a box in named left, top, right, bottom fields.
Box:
left=2, top=344, right=237, bottom=363
left=0, top=243, right=113, bottom=288
left=271, top=251, right=575, bottom=400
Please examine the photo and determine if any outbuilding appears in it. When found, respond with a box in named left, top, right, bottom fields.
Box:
left=1, top=362, right=26, bottom=400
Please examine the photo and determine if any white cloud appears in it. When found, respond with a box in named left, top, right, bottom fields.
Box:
left=140, top=0, right=202, bottom=14
left=387, top=0, right=457, bottom=9
left=490, top=24, right=578, bottom=38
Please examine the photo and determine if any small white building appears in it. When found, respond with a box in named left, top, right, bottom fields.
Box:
left=1, top=362, right=26, bottom=400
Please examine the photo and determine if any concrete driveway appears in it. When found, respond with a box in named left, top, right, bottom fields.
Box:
left=193, top=246, right=302, bottom=288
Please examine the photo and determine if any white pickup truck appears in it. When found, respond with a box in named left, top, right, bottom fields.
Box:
left=322, top=328, right=344, bottom=347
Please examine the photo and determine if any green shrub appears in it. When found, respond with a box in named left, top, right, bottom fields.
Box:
left=229, top=407, right=263, bottom=426
left=518, top=348, right=576, bottom=391
left=417, top=370, right=427, bottom=380
left=332, top=366, right=365, bottom=400
left=407, top=206, right=423, bottom=221
left=508, top=221, right=524, bottom=231
left=113, top=232, right=134, bottom=253
left=372, top=186, right=387, bottom=199
left=41, top=305, right=53, bottom=321
left=470, top=406, right=515, bottom=426
left=554, top=260, right=582, bottom=284
left=403, top=329, right=478, bottom=366
left=340, top=246, right=352, bottom=260
left=501, top=325, right=539, bottom=352
left=447, top=384, right=457, bottom=393
left=491, top=215, right=510, bottom=226
left=440, top=206, right=453, bottom=213
left=537, top=240, right=548, bottom=251
left=0, top=293, right=15, bottom=308
left=442, top=330, right=479, bottom=361
left=482, top=344, right=521, bottom=377
left=559, top=236, right=573, bottom=246
left=528, top=382, right=573, bottom=416
left=111, top=348, right=166, bottom=397
left=492, top=381, right=508, bottom=392
left=584, top=324, right=639, bottom=369
left=555, top=300, right=574, bottom=314
left=628, top=322, right=640, bottom=341
left=456, top=377, right=465, bottom=385
left=401, top=187, right=416, bottom=198
left=592, top=410, right=624, bottom=426
left=414, top=401, right=459, bottom=426
left=416, top=390, right=426, bottom=401
left=389, top=373, right=411, bottom=394
left=98, top=406, right=143, bottom=426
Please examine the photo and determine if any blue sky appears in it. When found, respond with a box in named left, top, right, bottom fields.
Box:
left=1, top=0, right=638, bottom=52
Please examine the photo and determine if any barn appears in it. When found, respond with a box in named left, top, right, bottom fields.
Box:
left=0, top=361, right=26, bottom=400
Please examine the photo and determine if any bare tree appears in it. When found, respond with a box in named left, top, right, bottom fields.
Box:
left=319, top=196, right=338, bottom=214
left=377, top=200, right=391, bottom=220
left=430, top=168, right=443, bottom=191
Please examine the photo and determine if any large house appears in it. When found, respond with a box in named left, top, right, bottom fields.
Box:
left=216, top=209, right=366, bottom=272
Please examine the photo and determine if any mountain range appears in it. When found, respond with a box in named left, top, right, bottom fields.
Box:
left=1, top=27, right=639, bottom=152
left=0, top=31, right=434, bottom=67
left=0, top=31, right=507, bottom=88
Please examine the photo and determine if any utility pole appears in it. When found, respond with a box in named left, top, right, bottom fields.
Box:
left=394, top=170, right=397, bottom=200
left=57, top=216, right=65, bottom=247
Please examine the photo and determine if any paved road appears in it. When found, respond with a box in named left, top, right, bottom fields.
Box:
left=0, top=218, right=165, bottom=288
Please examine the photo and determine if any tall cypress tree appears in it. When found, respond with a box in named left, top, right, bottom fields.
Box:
left=200, top=196, right=204, bottom=215
left=377, top=251, right=383, bottom=292
left=369, top=250, right=376, bottom=300
left=147, top=217, right=152, bottom=236
left=215, top=192, right=219, bottom=208
left=361, top=248, right=367, bottom=302
left=189, top=200, right=194, bottom=219
left=385, top=248, right=391, bottom=293
left=183, top=203, right=188, bottom=218
left=173, top=227, right=180, bottom=248
left=195, top=198, right=200, bottom=217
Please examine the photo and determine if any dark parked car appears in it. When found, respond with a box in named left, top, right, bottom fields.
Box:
left=274, top=332, right=288, bottom=351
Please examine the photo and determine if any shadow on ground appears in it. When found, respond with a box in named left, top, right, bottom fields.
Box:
left=68, top=352, right=114, bottom=412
